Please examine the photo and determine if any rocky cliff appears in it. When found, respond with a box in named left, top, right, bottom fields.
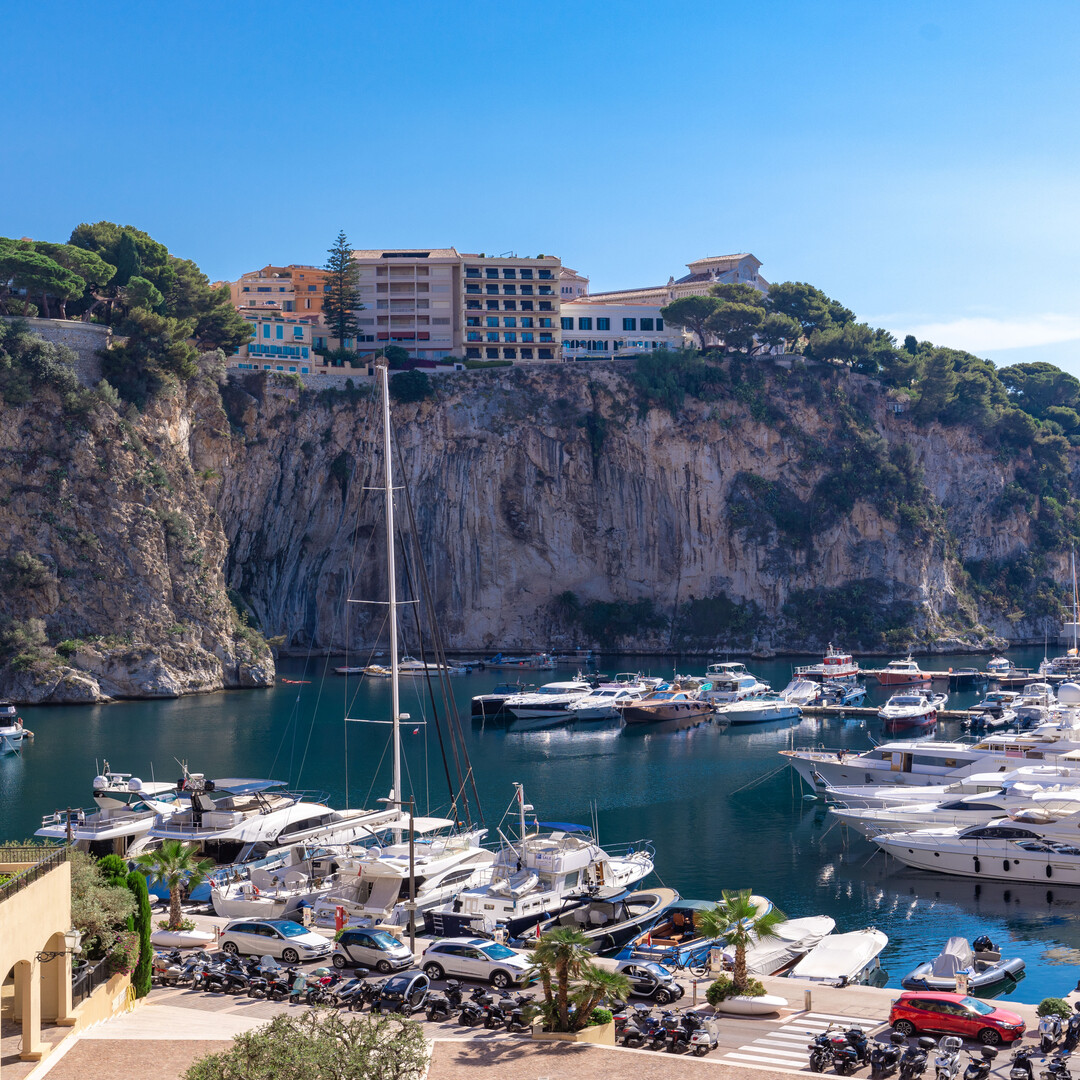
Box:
left=207, top=362, right=1065, bottom=658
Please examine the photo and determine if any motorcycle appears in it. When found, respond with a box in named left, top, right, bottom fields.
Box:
left=1041, top=1014, right=1064, bottom=1054
left=649, top=1011, right=677, bottom=1051
left=329, top=977, right=366, bottom=1009
left=832, top=1027, right=872, bottom=1075
left=965, top=1048, right=998, bottom=1080
left=871, top=1032, right=910, bottom=1079
left=1011, top=1047, right=1037, bottom=1080
left=615, top=1004, right=660, bottom=1049
left=307, top=971, right=345, bottom=1006
left=1041, top=1055, right=1073, bottom=1080
left=809, top=1030, right=836, bottom=1073
left=504, top=993, right=534, bottom=1034
left=1063, top=1006, right=1080, bottom=1054
left=351, top=978, right=388, bottom=1012
left=484, top=993, right=513, bottom=1030
left=934, top=1036, right=965, bottom=1080
left=900, top=1037, right=939, bottom=1080
left=684, top=1013, right=720, bottom=1057
left=458, top=987, right=496, bottom=1028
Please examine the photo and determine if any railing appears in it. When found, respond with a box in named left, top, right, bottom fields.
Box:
left=71, top=956, right=111, bottom=1007
left=0, top=846, right=68, bottom=904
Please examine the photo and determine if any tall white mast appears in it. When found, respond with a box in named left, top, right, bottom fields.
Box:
left=377, top=360, right=401, bottom=810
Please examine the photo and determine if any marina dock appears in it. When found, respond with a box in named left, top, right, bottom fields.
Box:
left=801, top=703, right=972, bottom=721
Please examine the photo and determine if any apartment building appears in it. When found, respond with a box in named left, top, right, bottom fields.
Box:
left=560, top=300, right=685, bottom=360
left=232, top=311, right=319, bottom=371
left=559, top=267, right=589, bottom=299
left=587, top=253, right=767, bottom=306
left=230, top=264, right=331, bottom=315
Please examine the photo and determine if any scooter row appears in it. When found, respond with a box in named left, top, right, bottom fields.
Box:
left=1040, top=1006, right=1080, bottom=1056
left=809, top=1026, right=1000, bottom=1080
left=613, top=1003, right=721, bottom=1056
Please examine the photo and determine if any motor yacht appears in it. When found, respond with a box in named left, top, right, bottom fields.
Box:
left=701, top=662, right=769, bottom=704
left=0, top=701, right=30, bottom=755
left=794, top=645, right=860, bottom=682
left=471, top=681, right=531, bottom=719
left=786, top=928, right=888, bottom=986
left=617, top=682, right=714, bottom=724
left=1015, top=683, right=1056, bottom=726
left=878, top=689, right=947, bottom=731
left=874, top=656, right=931, bottom=686
left=715, top=693, right=801, bottom=725
left=425, top=785, right=655, bottom=938
left=503, top=678, right=594, bottom=719
left=36, top=763, right=186, bottom=857
left=364, top=656, right=467, bottom=677
left=820, top=680, right=867, bottom=706
left=567, top=682, right=650, bottom=721
left=780, top=678, right=822, bottom=706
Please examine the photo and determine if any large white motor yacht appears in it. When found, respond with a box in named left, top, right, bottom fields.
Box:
left=503, top=678, right=594, bottom=719
left=701, top=662, right=769, bottom=705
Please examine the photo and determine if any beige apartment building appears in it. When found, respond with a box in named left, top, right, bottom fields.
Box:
left=587, top=253, right=767, bottom=306
left=230, top=264, right=331, bottom=316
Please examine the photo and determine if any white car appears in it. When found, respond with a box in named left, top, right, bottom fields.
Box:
left=420, top=937, right=534, bottom=988
left=219, top=919, right=332, bottom=964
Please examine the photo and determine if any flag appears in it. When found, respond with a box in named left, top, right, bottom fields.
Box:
left=646, top=932, right=652, bottom=947
left=535, top=921, right=541, bottom=940
left=412, top=727, right=419, bottom=735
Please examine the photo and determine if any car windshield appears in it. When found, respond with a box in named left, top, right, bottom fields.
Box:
left=384, top=975, right=412, bottom=992
left=480, top=943, right=516, bottom=960
left=371, top=932, right=400, bottom=950
left=961, top=997, right=994, bottom=1015
left=272, top=922, right=309, bottom=938
left=642, top=964, right=665, bottom=977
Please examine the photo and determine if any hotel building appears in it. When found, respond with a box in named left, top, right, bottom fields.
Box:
left=587, top=253, right=767, bottom=306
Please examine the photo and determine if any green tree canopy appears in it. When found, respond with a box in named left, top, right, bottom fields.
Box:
left=134, top=839, right=214, bottom=931
left=766, top=281, right=853, bottom=336
left=322, top=230, right=362, bottom=348
left=660, top=295, right=719, bottom=350
left=706, top=302, right=764, bottom=353
left=0, top=240, right=86, bottom=318
left=998, top=362, right=1080, bottom=421
left=123, top=275, right=164, bottom=312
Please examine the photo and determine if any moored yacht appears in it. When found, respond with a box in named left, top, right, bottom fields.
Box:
left=0, top=701, right=30, bottom=755
left=795, top=645, right=860, bottom=682
left=715, top=693, right=801, bottom=725
left=617, top=682, right=714, bottom=724
left=701, top=662, right=769, bottom=704
left=567, top=681, right=651, bottom=721
left=873, top=656, right=931, bottom=686
left=878, top=689, right=947, bottom=731
left=503, top=678, right=594, bottom=719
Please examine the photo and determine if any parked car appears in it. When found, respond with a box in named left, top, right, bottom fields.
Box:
left=219, top=919, right=332, bottom=964
left=376, top=970, right=430, bottom=1015
left=889, top=992, right=1026, bottom=1045
left=613, top=960, right=685, bottom=1004
left=332, top=927, right=413, bottom=973
left=420, top=937, right=534, bottom=988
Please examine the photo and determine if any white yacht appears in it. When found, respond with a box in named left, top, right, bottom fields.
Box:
left=503, top=678, right=594, bottom=719
left=0, top=701, right=30, bottom=755
left=722, top=915, right=836, bottom=976
left=873, top=803, right=1080, bottom=885
left=425, top=784, right=655, bottom=938
left=701, top=662, right=769, bottom=704
left=364, top=656, right=467, bottom=677
left=36, top=764, right=186, bottom=856
left=1015, top=683, right=1056, bottom=725
left=878, top=689, right=947, bottom=731
left=715, top=693, right=802, bottom=725
left=567, top=682, right=651, bottom=721
left=780, top=678, right=822, bottom=706
left=787, top=928, right=888, bottom=986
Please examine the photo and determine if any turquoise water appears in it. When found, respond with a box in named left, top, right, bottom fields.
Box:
left=3, top=646, right=1079, bottom=1001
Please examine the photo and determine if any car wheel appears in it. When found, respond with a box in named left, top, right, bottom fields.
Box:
left=282, top=948, right=299, bottom=965
left=220, top=940, right=239, bottom=955
left=655, top=989, right=671, bottom=1005
left=893, top=1020, right=916, bottom=1037
left=978, top=1029, right=1003, bottom=1046
left=333, top=954, right=347, bottom=969
left=491, top=970, right=511, bottom=989
left=376, top=960, right=393, bottom=974
left=424, top=963, right=445, bottom=980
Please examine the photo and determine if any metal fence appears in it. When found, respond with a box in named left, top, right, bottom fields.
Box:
left=71, top=957, right=111, bottom=1008
left=0, top=846, right=68, bottom=904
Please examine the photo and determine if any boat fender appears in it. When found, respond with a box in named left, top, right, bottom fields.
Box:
left=973, top=857, right=981, bottom=873
left=252, top=886, right=260, bottom=896
left=1047, top=865, right=1053, bottom=879
left=1003, top=860, right=1010, bottom=871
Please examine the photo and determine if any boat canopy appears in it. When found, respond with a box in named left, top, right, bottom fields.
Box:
left=930, top=938, right=974, bottom=978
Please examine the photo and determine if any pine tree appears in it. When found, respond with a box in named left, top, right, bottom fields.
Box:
left=322, top=230, right=362, bottom=350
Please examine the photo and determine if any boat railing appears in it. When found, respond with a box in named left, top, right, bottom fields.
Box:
left=602, top=839, right=656, bottom=862
left=40, top=808, right=152, bottom=833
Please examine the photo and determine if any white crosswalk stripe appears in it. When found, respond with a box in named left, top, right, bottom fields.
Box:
left=719, top=1011, right=889, bottom=1072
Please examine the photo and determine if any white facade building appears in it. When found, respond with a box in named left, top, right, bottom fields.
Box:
left=559, top=301, right=685, bottom=360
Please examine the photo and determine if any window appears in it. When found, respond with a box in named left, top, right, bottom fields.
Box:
left=578, top=318, right=592, bottom=330
left=520, top=317, right=533, bottom=328
left=623, top=318, right=636, bottom=331
left=597, top=317, right=610, bottom=330
left=520, top=300, right=534, bottom=310
left=485, top=284, right=499, bottom=294
left=467, top=300, right=482, bottom=310
left=503, top=285, right=516, bottom=295
left=503, top=348, right=516, bottom=358
left=466, top=316, right=481, bottom=327
left=539, top=318, right=552, bottom=328
left=539, top=332, right=554, bottom=342
left=466, top=332, right=481, bottom=341
left=466, top=347, right=481, bottom=358
left=486, top=317, right=499, bottom=327
left=521, top=332, right=534, bottom=342
left=256, top=286, right=271, bottom=292
left=502, top=268, right=516, bottom=279
left=539, top=348, right=553, bottom=359
left=263, top=325, right=270, bottom=338
left=520, top=269, right=533, bottom=279
left=520, top=348, right=533, bottom=359
left=640, top=318, right=654, bottom=331
left=486, top=332, right=499, bottom=342
left=308, top=285, right=316, bottom=291
left=502, top=300, right=517, bottom=310
left=657, top=318, right=664, bottom=331
left=503, top=317, right=516, bottom=327
left=520, top=284, right=533, bottom=295
left=538, top=269, right=554, bottom=279
left=561, top=317, right=573, bottom=330
left=486, top=348, right=499, bottom=359
left=538, top=302, right=552, bottom=311
left=504, top=332, right=517, bottom=342
left=293, top=326, right=304, bottom=337
left=465, top=284, right=481, bottom=295
left=486, top=300, right=499, bottom=310
left=465, top=267, right=481, bottom=278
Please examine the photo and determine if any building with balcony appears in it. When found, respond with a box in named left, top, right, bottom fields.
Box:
left=231, top=312, right=318, bottom=372
left=586, top=253, right=767, bottom=307
left=559, top=300, right=685, bottom=360
left=229, top=265, right=331, bottom=316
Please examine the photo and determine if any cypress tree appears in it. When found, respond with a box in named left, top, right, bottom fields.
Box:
left=126, top=870, right=153, bottom=998
left=322, top=230, right=362, bottom=350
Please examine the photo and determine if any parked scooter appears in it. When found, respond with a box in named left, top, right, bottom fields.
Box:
left=831, top=1027, right=872, bottom=1075
left=809, top=1030, right=836, bottom=1073
left=934, top=1036, right=965, bottom=1080
left=458, top=987, right=496, bottom=1028
left=1041, top=1055, right=1073, bottom=1080
left=1063, top=1005, right=1080, bottom=1054
left=1011, top=1046, right=1037, bottom=1080
left=351, top=978, right=388, bottom=1012
left=615, top=1004, right=659, bottom=1049
left=504, top=993, right=534, bottom=1033
left=683, top=1013, right=720, bottom=1057
left=900, top=1037, right=939, bottom=1080
left=1041, top=1013, right=1064, bottom=1054
left=650, top=1011, right=677, bottom=1051
left=964, top=1047, right=998, bottom=1080
left=871, top=1032, right=910, bottom=1078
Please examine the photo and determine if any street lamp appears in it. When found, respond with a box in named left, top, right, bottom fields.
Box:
left=36, top=928, right=82, bottom=963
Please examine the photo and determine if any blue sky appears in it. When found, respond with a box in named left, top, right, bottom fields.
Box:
left=5, top=1, right=1079, bottom=373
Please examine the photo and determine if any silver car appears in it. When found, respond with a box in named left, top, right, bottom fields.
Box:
left=219, top=919, right=332, bottom=964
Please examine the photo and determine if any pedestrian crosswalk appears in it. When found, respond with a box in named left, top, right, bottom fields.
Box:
left=720, top=1011, right=889, bottom=1072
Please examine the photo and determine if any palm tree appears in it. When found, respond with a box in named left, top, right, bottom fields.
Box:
left=134, top=840, right=215, bottom=931
left=573, top=964, right=631, bottom=1025
left=528, top=927, right=594, bottom=1032
left=697, top=889, right=787, bottom=993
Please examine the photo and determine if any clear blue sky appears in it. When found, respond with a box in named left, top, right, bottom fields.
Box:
left=5, top=1, right=1080, bottom=373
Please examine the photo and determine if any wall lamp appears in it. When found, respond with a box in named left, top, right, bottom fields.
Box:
left=36, top=928, right=82, bottom=963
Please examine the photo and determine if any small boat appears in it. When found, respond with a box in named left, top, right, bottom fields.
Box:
left=334, top=666, right=364, bottom=675
left=617, top=683, right=714, bottom=724
left=721, top=915, right=837, bottom=976
left=795, top=644, right=860, bottom=683
left=0, top=702, right=30, bottom=755
left=150, top=928, right=216, bottom=949
left=716, top=694, right=801, bottom=725
left=878, top=689, right=947, bottom=731
left=486, top=652, right=557, bottom=670
left=874, top=656, right=931, bottom=686
left=615, top=896, right=774, bottom=963
left=365, top=656, right=467, bottom=677
left=901, top=936, right=1025, bottom=995
left=524, top=887, right=676, bottom=953
left=780, top=678, right=822, bottom=706
left=787, top=928, right=888, bottom=986
left=949, top=668, right=987, bottom=690
left=820, top=680, right=867, bottom=707
left=471, top=682, right=531, bottom=720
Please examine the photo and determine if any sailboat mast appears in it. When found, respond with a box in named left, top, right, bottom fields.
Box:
left=378, top=360, right=402, bottom=809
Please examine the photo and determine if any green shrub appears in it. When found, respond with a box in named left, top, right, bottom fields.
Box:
left=587, top=1006, right=613, bottom=1026
left=104, top=930, right=140, bottom=976
left=98, top=854, right=129, bottom=884
left=1038, top=998, right=1072, bottom=1019
left=389, top=369, right=432, bottom=403
left=706, top=975, right=766, bottom=1004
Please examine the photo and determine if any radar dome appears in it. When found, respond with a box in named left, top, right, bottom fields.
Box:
left=92, top=775, right=108, bottom=790
left=1058, top=682, right=1080, bottom=705
left=127, top=777, right=143, bottom=791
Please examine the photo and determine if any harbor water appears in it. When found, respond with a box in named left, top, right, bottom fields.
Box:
left=3, top=646, right=1079, bottom=1001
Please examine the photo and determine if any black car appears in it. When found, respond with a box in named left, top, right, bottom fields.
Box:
left=613, top=961, right=685, bottom=1004
left=376, top=971, right=430, bottom=1015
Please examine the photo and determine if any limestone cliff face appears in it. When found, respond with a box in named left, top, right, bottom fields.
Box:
left=0, top=382, right=274, bottom=703
left=208, top=366, right=1063, bottom=655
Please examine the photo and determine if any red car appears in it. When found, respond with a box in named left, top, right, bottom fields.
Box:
left=890, top=992, right=1025, bottom=1045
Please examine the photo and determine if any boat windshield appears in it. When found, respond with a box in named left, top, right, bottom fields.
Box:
left=479, top=942, right=517, bottom=960
left=961, top=997, right=994, bottom=1015
left=892, top=697, right=921, bottom=705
